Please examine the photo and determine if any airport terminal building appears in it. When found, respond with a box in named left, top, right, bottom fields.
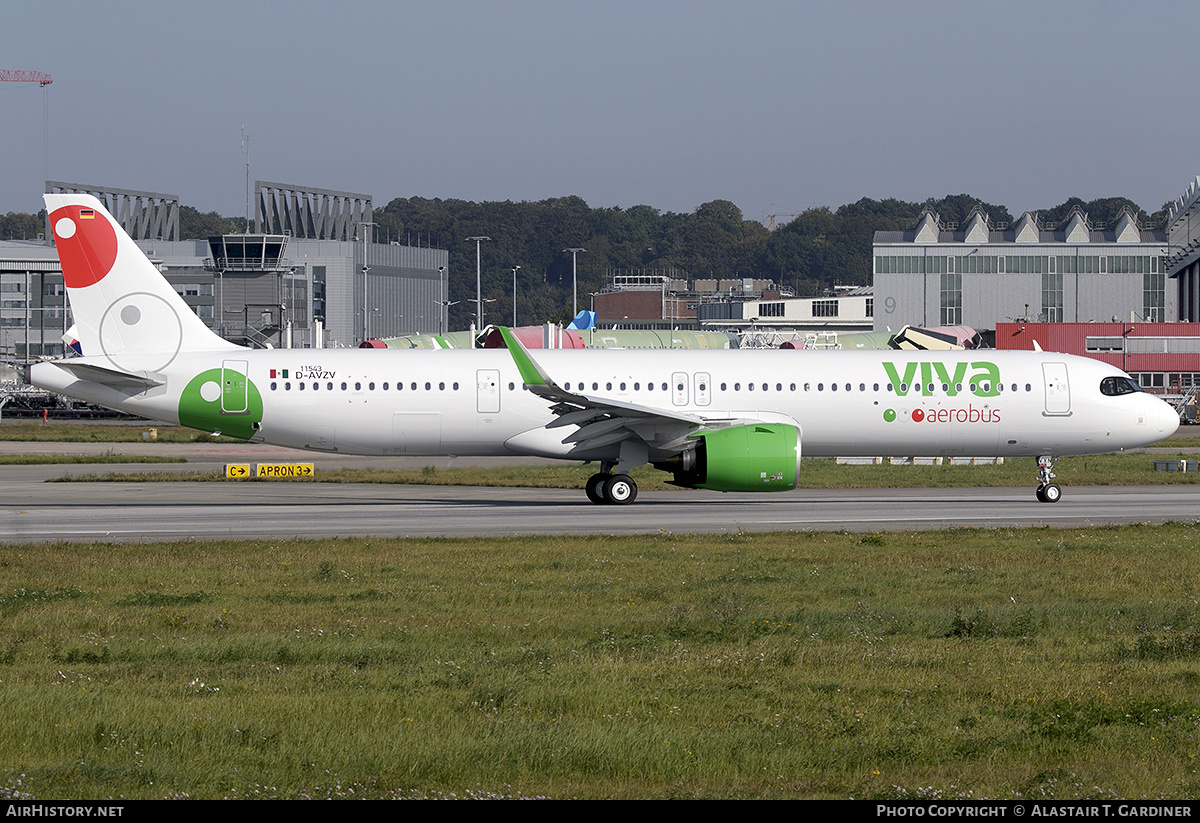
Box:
left=0, top=182, right=448, bottom=357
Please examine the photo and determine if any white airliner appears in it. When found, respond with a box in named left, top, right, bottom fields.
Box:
left=28, top=194, right=1179, bottom=505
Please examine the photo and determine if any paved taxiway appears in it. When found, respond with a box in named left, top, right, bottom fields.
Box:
left=0, top=440, right=1195, bottom=541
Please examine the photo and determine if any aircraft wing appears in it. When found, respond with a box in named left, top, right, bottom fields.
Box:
left=499, top=326, right=740, bottom=455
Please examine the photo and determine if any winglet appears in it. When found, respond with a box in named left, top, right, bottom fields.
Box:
left=497, top=326, right=553, bottom=389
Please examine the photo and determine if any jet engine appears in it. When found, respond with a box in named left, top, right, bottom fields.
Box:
left=657, top=423, right=800, bottom=492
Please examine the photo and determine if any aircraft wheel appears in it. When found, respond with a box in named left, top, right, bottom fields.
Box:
left=603, top=474, right=638, bottom=505
left=585, top=473, right=609, bottom=504
left=1040, top=483, right=1062, bottom=503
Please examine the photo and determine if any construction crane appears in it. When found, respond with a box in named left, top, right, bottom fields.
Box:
left=2, top=69, right=53, bottom=192
left=0, top=70, right=52, bottom=86
left=763, top=204, right=801, bottom=230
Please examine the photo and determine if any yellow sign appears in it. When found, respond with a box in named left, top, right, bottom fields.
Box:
left=256, top=463, right=315, bottom=478
left=225, top=463, right=251, bottom=479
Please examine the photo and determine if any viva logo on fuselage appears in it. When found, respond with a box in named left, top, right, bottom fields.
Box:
left=882, top=361, right=1001, bottom=398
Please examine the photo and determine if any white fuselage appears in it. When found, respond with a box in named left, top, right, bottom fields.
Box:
left=30, top=346, right=1178, bottom=462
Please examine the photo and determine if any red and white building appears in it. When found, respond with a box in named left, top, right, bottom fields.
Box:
left=995, top=321, right=1200, bottom=394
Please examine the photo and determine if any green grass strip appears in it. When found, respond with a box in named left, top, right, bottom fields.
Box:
left=2, top=526, right=1200, bottom=799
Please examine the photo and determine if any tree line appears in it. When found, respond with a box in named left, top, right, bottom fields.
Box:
left=2, top=193, right=1162, bottom=330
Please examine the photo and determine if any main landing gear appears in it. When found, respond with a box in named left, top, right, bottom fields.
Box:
left=1035, top=455, right=1061, bottom=503
left=586, top=466, right=638, bottom=505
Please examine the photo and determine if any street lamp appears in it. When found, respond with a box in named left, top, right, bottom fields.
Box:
left=360, top=265, right=371, bottom=341
left=564, top=248, right=586, bottom=319
left=511, top=265, right=521, bottom=326
left=436, top=299, right=458, bottom=336
left=466, top=236, right=491, bottom=340
left=358, top=221, right=376, bottom=344
left=480, top=298, right=497, bottom=328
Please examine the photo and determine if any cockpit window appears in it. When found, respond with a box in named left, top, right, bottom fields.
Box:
left=1099, top=376, right=1141, bottom=396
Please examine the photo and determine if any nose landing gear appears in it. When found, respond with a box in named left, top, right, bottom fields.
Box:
left=1035, top=455, right=1061, bottom=503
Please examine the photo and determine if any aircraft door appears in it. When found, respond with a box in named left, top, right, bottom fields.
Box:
left=693, top=372, right=711, bottom=406
left=1043, top=362, right=1071, bottom=416
left=221, top=360, right=249, bottom=413
left=477, top=369, right=501, bottom=413
left=671, top=371, right=689, bottom=406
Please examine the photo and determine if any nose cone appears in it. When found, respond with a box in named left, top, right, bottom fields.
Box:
left=1160, top=396, right=1181, bottom=439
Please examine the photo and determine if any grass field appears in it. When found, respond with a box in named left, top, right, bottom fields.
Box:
left=0, top=422, right=241, bottom=444
left=2, top=527, right=1200, bottom=800
left=0, top=454, right=185, bottom=466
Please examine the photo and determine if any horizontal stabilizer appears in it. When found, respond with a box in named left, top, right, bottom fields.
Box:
left=50, top=360, right=164, bottom=390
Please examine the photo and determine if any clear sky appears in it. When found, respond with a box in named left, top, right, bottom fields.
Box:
left=1, top=0, right=1197, bottom=223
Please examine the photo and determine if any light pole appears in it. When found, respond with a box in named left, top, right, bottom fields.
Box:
left=359, top=221, right=376, bottom=343
left=436, top=299, right=458, bottom=336
left=437, top=265, right=447, bottom=335
left=360, top=266, right=371, bottom=341
left=564, top=248, right=586, bottom=319
left=511, top=265, right=521, bottom=326
left=466, top=236, right=491, bottom=337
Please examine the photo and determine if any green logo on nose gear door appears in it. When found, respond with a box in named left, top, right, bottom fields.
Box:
left=178, top=367, right=263, bottom=440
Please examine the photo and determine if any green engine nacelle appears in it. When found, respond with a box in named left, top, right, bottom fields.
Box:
left=667, top=424, right=800, bottom=492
